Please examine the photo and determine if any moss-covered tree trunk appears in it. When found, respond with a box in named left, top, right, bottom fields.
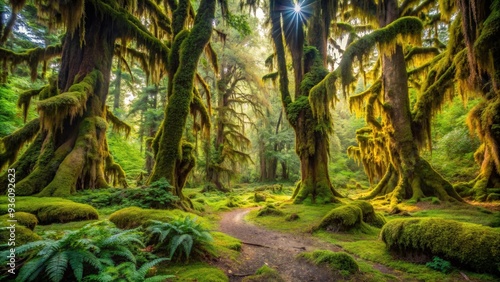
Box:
left=2, top=2, right=127, bottom=196
left=362, top=0, right=463, bottom=205
left=149, top=0, right=215, bottom=203
left=291, top=107, right=342, bottom=203
left=272, top=1, right=341, bottom=204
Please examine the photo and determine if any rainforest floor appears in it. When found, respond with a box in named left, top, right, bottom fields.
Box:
left=8, top=183, right=500, bottom=282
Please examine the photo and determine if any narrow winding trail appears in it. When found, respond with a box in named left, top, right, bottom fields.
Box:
left=216, top=208, right=402, bottom=282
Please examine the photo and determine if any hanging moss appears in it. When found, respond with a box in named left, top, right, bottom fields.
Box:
left=381, top=218, right=500, bottom=275
left=105, top=107, right=131, bottom=137
left=0, top=45, right=62, bottom=81
left=0, top=118, right=40, bottom=170
left=37, top=70, right=102, bottom=132
left=17, top=87, right=46, bottom=122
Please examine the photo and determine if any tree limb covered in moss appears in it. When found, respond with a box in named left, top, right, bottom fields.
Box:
left=0, top=45, right=61, bottom=80
left=105, top=107, right=131, bottom=137
left=0, top=118, right=40, bottom=169
left=37, top=70, right=102, bottom=132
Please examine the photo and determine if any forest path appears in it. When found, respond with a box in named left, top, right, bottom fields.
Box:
left=216, top=208, right=403, bottom=282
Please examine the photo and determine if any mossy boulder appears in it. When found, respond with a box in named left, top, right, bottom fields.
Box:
left=0, top=225, right=41, bottom=246
left=0, top=212, right=38, bottom=230
left=299, top=250, right=359, bottom=276
left=285, top=213, right=300, bottom=221
left=318, top=202, right=385, bottom=232
left=0, top=197, right=98, bottom=224
left=257, top=205, right=284, bottom=217
left=351, top=201, right=386, bottom=228
left=254, top=192, right=267, bottom=202
left=109, top=206, right=202, bottom=229
left=381, top=218, right=500, bottom=275
left=242, top=265, right=284, bottom=282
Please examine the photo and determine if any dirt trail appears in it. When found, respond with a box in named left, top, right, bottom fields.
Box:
left=216, top=208, right=400, bottom=282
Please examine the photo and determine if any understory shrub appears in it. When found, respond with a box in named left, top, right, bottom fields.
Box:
left=381, top=218, right=500, bottom=275
left=299, top=250, right=359, bottom=276
left=146, top=217, right=214, bottom=262
left=70, top=178, right=179, bottom=209
left=0, top=221, right=168, bottom=282
left=426, top=256, right=453, bottom=274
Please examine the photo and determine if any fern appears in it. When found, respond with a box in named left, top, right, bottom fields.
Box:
left=0, top=221, right=145, bottom=282
left=147, top=217, right=214, bottom=262
left=83, top=258, right=173, bottom=282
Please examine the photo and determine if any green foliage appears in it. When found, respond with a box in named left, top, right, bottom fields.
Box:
left=83, top=258, right=173, bottom=282
left=254, top=192, right=266, bottom=202
left=226, top=13, right=252, bottom=37
left=299, top=250, right=359, bottom=276
left=426, top=257, right=453, bottom=274
left=108, top=206, right=202, bottom=229
left=70, top=179, right=179, bottom=210
left=381, top=218, right=500, bottom=275
left=146, top=217, right=214, bottom=262
left=0, top=221, right=145, bottom=282
left=107, top=132, right=145, bottom=182
left=242, top=265, right=284, bottom=282
left=0, top=85, right=23, bottom=137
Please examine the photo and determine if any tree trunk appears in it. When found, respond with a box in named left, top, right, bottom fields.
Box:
left=362, top=0, right=463, bottom=205
left=150, top=0, right=215, bottom=203
left=8, top=1, right=126, bottom=196
left=291, top=107, right=342, bottom=203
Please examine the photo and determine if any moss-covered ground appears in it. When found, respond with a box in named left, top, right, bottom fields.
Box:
left=5, top=183, right=499, bottom=281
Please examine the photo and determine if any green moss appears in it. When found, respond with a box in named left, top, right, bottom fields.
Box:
left=0, top=212, right=38, bottom=230
left=242, top=265, right=284, bottom=282
left=286, top=96, right=309, bottom=126
left=285, top=213, right=300, bottom=221
left=381, top=218, right=500, bottom=275
left=0, top=225, right=41, bottom=246
left=318, top=204, right=363, bottom=232
left=257, top=205, right=285, bottom=217
left=299, top=250, right=359, bottom=276
left=108, top=206, right=203, bottom=229
left=254, top=192, right=267, bottom=202
left=317, top=201, right=382, bottom=233
left=0, top=197, right=98, bottom=224
left=164, top=262, right=228, bottom=282
left=212, top=231, right=241, bottom=252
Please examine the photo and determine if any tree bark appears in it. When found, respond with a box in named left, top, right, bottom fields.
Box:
left=6, top=1, right=126, bottom=196
left=362, top=0, right=463, bottom=205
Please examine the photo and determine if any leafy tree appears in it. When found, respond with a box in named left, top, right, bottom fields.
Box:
left=0, top=0, right=174, bottom=196
left=206, top=27, right=267, bottom=191
left=256, top=0, right=345, bottom=203
left=311, top=0, right=463, bottom=205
